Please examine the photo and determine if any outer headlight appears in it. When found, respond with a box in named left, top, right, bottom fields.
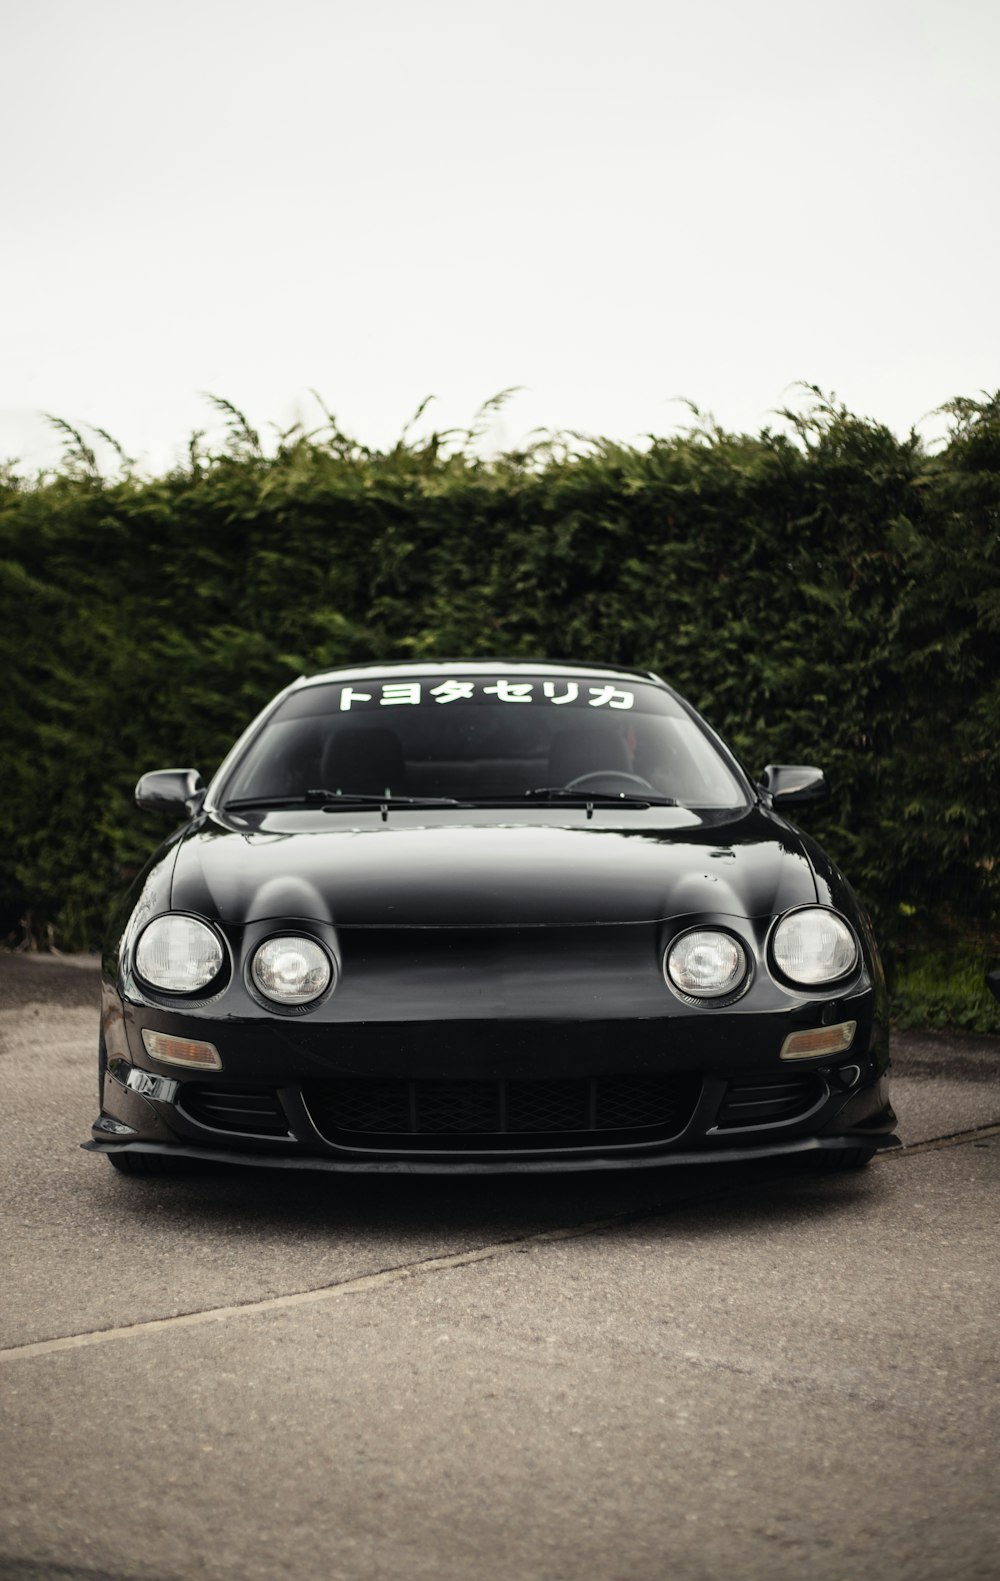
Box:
left=135, top=915, right=225, bottom=993
left=772, top=908, right=858, bottom=985
left=251, top=936, right=333, bottom=1005
left=666, top=930, right=748, bottom=999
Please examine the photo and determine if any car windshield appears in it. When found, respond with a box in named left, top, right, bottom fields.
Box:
left=220, top=673, right=749, bottom=809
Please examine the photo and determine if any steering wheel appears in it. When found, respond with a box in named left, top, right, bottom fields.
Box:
left=565, top=770, right=656, bottom=793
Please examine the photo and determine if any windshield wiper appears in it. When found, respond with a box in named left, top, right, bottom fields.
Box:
left=223, top=788, right=676, bottom=816
left=224, top=790, right=460, bottom=811
left=522, top=787, right=678, bottom=806
left=308, top=789, right=461, bottom=807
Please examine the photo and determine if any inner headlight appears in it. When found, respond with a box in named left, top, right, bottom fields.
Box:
left=772, top=908, right=858, bottom=985
left=251, top=936, right=333, bottom=1005
left=666, top=930, right=748, bottom=999
left=135, top=914, right=225, bottom=993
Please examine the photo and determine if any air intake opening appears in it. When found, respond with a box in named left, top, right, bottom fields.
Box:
left=715, top=1072, right=826, bottom=1130
left=179, top=1084, right=291, bottom=1138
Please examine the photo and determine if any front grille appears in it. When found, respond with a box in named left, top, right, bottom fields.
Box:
left=304, top=1073, right=701, bottom=1151
left=715, top=1072, right=825, bottom=1130
left=179, top=1084, right=291, bottom=1137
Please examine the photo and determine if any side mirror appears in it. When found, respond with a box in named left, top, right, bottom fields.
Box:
left=758, top=764, right=828, bottom=808
left=135, top=768, right=205, bottom=818
left=987, top=971, right=1000, bottom=1005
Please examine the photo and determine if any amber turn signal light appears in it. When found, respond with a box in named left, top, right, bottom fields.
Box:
left=779, top=1021, right=857, bottom=1061
left=141, top=1029, right=223, bottom=1069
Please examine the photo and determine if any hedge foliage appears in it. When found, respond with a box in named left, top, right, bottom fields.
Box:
left=1, top=392, right=998, bottom=1016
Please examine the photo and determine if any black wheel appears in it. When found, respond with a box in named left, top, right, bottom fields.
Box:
left=106, top=1149, right=186, bottom=1176
left=807, top=1146, right=874, bottom=1172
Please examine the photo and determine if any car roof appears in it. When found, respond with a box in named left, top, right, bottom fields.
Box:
left=296, top=659, right=663, bottom=690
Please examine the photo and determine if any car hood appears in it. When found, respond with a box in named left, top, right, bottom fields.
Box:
left=169, top=808, right=818, bottom=926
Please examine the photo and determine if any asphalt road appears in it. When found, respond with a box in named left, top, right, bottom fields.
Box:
left=1, top=952, right=998, bottom=1581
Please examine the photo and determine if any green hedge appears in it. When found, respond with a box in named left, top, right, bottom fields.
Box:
left=1, top=394, right=998, bottom=1026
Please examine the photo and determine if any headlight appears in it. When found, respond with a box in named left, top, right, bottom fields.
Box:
left=135, top=915, right=225, bottom=993
left=772, top=908, right=858, bottom=985
left=666, top=930, right=748, bottom=999
left=251, top=936, right=333, bottom=1005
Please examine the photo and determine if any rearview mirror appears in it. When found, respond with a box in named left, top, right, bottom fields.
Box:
left=758, top=764, right=828, bottom=808
left=135, top=768, right=205, bottom=818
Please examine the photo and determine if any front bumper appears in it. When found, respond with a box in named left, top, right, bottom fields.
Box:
left=89, top=991, right=896, bottom=1174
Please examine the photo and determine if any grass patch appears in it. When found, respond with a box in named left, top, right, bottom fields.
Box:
left=888, top=943, right=1000, bottom=1034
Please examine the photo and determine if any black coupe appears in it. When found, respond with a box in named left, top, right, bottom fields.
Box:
left=87, top=661, right=897, bottom=1176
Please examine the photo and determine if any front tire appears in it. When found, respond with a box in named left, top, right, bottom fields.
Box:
left=106, top=1149, right=186, bottom=1176
left=808, top=1146, right=874, bottom=1172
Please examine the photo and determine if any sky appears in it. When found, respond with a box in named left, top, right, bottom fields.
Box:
left=3, top=0, right=998, bottom=475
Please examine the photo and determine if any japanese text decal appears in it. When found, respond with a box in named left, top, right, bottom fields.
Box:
left=338, top=679, right=635, bottom=711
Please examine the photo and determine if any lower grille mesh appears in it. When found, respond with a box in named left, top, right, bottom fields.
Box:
left=305, top=1074, right=701, bottom=1151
